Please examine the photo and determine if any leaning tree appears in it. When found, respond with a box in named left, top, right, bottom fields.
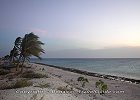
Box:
left=17, top=32, right=45, bottom=72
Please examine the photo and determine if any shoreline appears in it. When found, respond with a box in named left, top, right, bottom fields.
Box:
left=1, top=62, right=140, bottom=100
left=35, top=62, right=140, bottom=84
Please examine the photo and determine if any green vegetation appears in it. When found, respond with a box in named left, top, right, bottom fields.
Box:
left=1, top=79, right=32, bottom=90
left=0, top=69, right=10, bottom=75
left=34, top=83, right=50, bottom=88
left=9, top=37, right=21, bottom=66
left=21, top=71, right=48, bottom=78
left=42, top=68, right=45, bottom=71
left=13, top=79, right=33, bottom=88
left=3, top=55, right=10, bottom=60
left=77, top=76, right=89, bottom=88
left=95, top=80, right=108, bottom=94
left=19, top=33, right=45, bottom=72
left=4, top=32, right=44, bottom=72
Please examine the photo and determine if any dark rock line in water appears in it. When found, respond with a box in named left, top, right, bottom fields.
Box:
left=35, top=62, right=140, bottom=84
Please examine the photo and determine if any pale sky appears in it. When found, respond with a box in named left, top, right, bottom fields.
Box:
left=0, top=0, right=140, bottom=58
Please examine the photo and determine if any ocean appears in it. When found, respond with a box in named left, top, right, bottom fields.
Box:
left=31, top=58, right=140, bottom=80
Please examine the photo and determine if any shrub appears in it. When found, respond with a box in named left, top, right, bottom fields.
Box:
left=95, top=80, right=108, bottom=95
left=42, top=68, right=45, bottom=71
left=13, top=79, right=32, bottom=88
left=21, top=71, right=48, bottom=78
left=77, top=76, right=89, bottom=88
left=34, top=83, right=50, bottom=88
left=1, top=79, right=32, bottom=90
left=0, top=69, right=10, bottom=75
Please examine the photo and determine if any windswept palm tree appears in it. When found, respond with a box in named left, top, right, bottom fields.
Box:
left=9, top=37, right=22, bottom=70
left=10, top=37, right=22, bottom=61
left=18, top=32, right=44, bottom=72
left=9, top=47, right=18, bottom=63
left=15, top=37, right=22, bottom=49
left=3, top=55, right=10, bottom=60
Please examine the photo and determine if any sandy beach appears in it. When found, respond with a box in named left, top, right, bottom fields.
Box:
left=0, top=63, right=140, bottom=100
left=1, top=0, right=140, bottom=100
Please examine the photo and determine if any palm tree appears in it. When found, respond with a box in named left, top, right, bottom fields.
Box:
left=9, top=37, right=22, bottom=70
left=14, top=37, right=22, bottom=48
left=9, top=47, right=18, bottom=63
left=18, top=32, right=44, bottom=72
left=3, top=55, right=10, bottom=60
left=10, top=37, right=22, bottom=59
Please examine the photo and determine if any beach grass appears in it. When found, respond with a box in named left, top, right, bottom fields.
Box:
left=0, top=69, right=10, bottom=75
left=21, top=70, right=48, bottom=79
left=34, top=83, right=50, bottom=88
left=1, top=79, right=32, bottom=90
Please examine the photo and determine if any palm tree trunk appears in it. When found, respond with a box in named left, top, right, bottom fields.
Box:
left=20, top=57, right=25, bottom=73
left=16, top=55, right=22, bottom=71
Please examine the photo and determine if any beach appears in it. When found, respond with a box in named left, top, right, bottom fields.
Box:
left=0, top=63, right=140, bottom=100
left=1, top=0, right=140, bottom=100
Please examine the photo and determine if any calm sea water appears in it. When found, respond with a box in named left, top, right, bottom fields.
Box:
left=31, top=58, right=140, bottom=80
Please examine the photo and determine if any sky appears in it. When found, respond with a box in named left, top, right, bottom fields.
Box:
left=0, top=0, right=140, bottom=58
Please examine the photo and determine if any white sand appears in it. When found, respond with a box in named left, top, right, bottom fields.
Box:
left=0, top=63, right=140, bottom=100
